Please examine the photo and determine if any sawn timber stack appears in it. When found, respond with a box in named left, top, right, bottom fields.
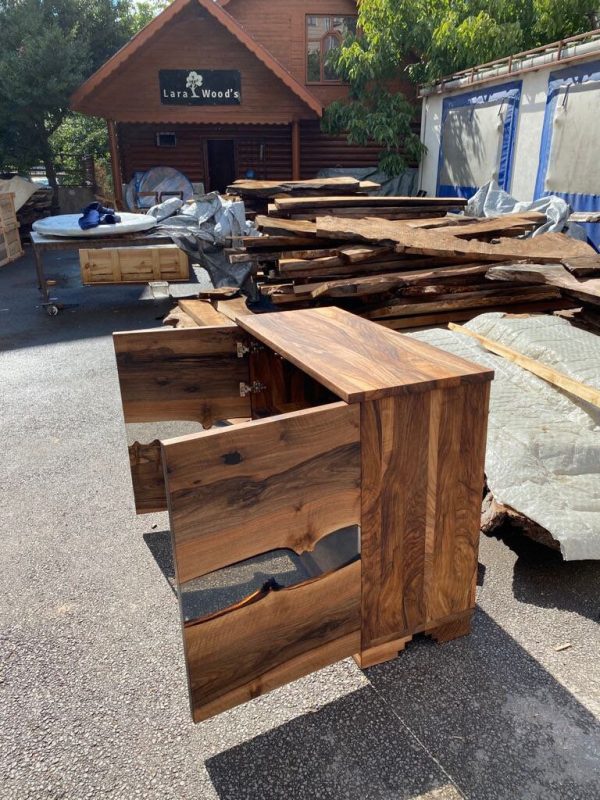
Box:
left=230, top=205, right=595, bottom=329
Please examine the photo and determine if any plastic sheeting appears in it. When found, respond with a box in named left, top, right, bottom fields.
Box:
left=125, top=166, right=194, bottom=210
left=153, top=192, right=256, bottom=288
left=437, top=82, right=521, bottom=199
left=465, top=179, right=588, bottom=240
left=535, top=61, right=600, bottom=247
left=411, top=313, right=600, bottom=560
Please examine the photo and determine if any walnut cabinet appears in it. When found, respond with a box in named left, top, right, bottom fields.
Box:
left=113, top=307, right=493, bottom=722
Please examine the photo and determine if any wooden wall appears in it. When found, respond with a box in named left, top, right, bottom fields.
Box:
left=225, top=0, right=416, bottom=105
left=76, top=4, right=315, bottom=124
left=118, top=123, right=293, bottom=184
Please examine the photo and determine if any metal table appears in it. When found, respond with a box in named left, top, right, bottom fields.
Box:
left=31, top=230, right=174, bottom=314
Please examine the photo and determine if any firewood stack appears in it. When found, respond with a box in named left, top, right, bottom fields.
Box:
left=226, top=180, right=599, bottom=330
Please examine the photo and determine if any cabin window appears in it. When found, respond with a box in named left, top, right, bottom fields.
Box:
left=306, top=15, right=357, bottom=83
left=156, top=132, right=177, bottom=148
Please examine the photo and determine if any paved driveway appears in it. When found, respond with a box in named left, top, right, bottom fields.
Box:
left=1, top=250, right=599, bottom=799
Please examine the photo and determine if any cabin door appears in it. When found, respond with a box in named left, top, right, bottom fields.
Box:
left=206, top=139, right=236, bottom=192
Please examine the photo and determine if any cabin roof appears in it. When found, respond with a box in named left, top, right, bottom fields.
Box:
left=70, top=0, right=323, bottom=116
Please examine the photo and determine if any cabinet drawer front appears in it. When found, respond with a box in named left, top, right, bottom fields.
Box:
left=162, top=402, right=361, bottom=583
left=113, top=326, right=251, bottom=426
left=114, top=326, right=251, bottom=514
left=184, top=559, right=361, bottom=722
left=162, top=401, right=362, bottom=721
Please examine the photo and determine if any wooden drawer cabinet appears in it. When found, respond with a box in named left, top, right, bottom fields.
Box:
left=114, top=307, right=493, bottom=722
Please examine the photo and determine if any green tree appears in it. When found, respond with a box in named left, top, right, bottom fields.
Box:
left=0, top=0, right=169, bottom=192
left=323, top=0, right=597, bottom=174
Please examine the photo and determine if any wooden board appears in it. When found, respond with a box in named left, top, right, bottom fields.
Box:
left=374, top=299, right=575, bottom=330
left=128, top=440, right=166, bottom=514
left=228, top=177, right=363, bottom=197
left=177, top=299, right=237, bottom=327
left=256, top=215, right=318, bottom=237
left=183, top=559, right=361, bottom=722
left=562, top=255, right=600, bottom=277
left=362, top=285, right=561, bottom=320
left=162, top=402, right=361, bottom=583
left=436, top=212, right=546, bottom=239
left=113, top=326, right=251, bottom=427
left=291, top=263, right=493, bottom=299
left=449, top=323, right=600, bottom=408
left=360, top=381, right=490, bottom=652
left=235, top=307, right=494, bottom=403
left=80, top=245, right=189, bottom=284
left=274, top=196, right=468, bottom=211
left=314, top=217, right=596, bottom=263
left=486, top=262, right=600, bottom=306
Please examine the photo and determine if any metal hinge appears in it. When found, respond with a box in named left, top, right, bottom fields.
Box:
left=236, top=341, right=265, bottom=358
left=239, top=381, right=267, bottom=397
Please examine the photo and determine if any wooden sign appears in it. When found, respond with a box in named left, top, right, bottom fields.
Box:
left=159, top=70, right=241, bottom=105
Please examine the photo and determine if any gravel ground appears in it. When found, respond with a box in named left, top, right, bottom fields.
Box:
left=1, top=249, right=599, bottom=800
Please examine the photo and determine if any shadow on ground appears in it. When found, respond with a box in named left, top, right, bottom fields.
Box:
left=206, top=609, right=600, bottom=800
left=500, top=532, right=600, bottom=623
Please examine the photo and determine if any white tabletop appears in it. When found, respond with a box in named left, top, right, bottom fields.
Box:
left=32, top=213, right=157, bottom=238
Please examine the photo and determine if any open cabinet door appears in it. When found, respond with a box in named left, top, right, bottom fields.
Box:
left=113, top=326, right=251, bottom=514
left=161, top=402, right=362, bottom=722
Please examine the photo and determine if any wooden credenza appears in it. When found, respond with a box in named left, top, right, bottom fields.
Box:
left=114, top=307, right=493, bottom=722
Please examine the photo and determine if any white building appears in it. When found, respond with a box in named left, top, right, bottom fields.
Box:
left=418, top=29, right=600, bottom=243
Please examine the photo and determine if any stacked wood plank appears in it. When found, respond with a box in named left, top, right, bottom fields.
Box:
left=229, top=204, right=596, bottom=329
left=227, top=176, right=382, bottom=215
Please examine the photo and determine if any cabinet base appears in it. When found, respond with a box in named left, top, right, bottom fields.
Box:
left=354, top=610, right=473, bottom=669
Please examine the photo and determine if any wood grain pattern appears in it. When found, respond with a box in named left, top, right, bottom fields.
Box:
left=487, top=262, right=600, bottom=306
left=162, top=402, right=361, bottom=584
left=248, top=344, right=338, bottom=418
left=128, top=440, right=167, bottom=514
left=79, top=245, right=189, bottom=285
left=184, top=559, right=361, bottom=722
left=360, top=379, right=490, bottom=650
left=360, top=394, right=431, bottom=648
left=177, top=299, right=237, bottom=327
left=315, top=217, right=595, bottom=263
left=113, top=326, right=251, bottom=427
left=236, top=306, right=494, bottom=403
left=426, top=382, right=490, bottom=622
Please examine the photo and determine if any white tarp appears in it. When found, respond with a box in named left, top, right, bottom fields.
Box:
left=0, top=176, right=38, bottom=211
left=411, top=313, right=600, bottom=560
left=546, top=82, right=600, bottom=196
left=439, top=103, right=506, bottom=189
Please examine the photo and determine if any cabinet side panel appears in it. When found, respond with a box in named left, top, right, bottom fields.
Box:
left=361, top=394, right=430, bottom=649
left=427, top=381, right=490, bottom=621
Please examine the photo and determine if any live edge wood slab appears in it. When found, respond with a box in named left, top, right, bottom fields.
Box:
left=113, top=307, right=493, bottom=722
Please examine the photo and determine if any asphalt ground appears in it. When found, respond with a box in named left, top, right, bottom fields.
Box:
left=1, top=247, right=599, bottom=800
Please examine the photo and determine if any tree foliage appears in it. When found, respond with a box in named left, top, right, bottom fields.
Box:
left=0, top=0, right=169, bottom=187
left=323, top=0, right=598, bottom=174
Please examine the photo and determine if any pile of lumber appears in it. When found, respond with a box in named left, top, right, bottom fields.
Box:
left=228, top=204, right=597, bottom=330
left=227, top=176, right=382, bottom=216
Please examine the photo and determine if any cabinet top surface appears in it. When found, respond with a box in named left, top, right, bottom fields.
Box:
left=236, top=307, right=494, bottom=403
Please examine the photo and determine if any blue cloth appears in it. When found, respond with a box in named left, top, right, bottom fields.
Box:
left=78, top=202, right=121, bottom=230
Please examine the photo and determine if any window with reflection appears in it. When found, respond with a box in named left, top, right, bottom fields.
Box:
left=306, top=15, right=357, bottom=83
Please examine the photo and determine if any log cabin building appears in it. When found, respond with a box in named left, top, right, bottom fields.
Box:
left=71, top=0, right=409, bottom=208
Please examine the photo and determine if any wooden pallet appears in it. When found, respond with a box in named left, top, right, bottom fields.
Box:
left=0, top=193, right=23, bottom=266
left=79, top=244, right=189, bottom=285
